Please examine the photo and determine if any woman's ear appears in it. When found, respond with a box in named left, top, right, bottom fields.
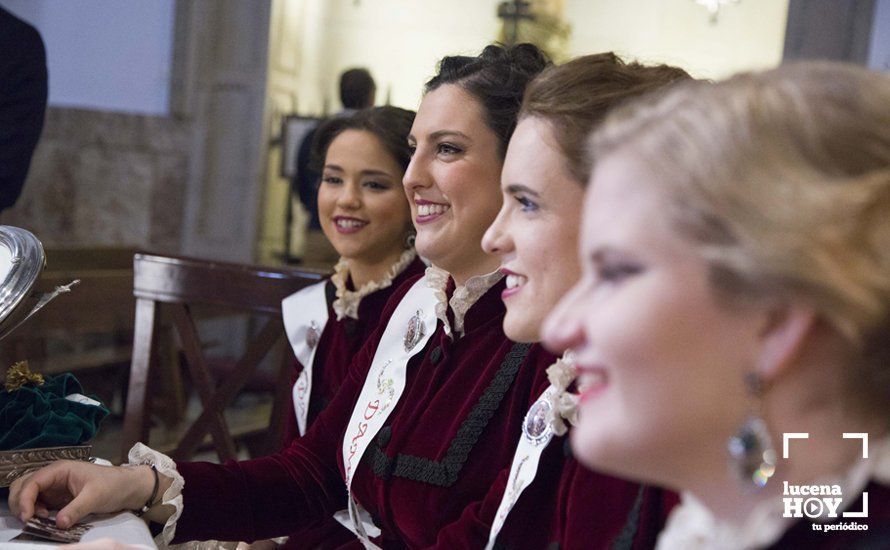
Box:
left=756, top=304, right=817, bottom=381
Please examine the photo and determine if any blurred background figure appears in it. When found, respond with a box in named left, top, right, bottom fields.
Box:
left=0, top=5, right=47, bottom=213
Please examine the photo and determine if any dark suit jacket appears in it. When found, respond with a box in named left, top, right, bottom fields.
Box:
left=0, top=7, right=48, bottom=211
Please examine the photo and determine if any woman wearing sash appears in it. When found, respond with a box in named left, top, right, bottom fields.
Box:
left=277, top=107, right=426, bottom=548
left=480, top=53, right=689, bottom=549
left=10, top=44, right=566, bottom=548
left=543, top=63, right=890, bottom=548
left=280, top=106, right=424, bottom=443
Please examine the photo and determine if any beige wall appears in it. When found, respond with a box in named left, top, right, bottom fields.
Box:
left=261, top=0, right=789, bottom=263
left=566, top=0, right=789, bottom=79
left=278, top=0, right=788, bottom=114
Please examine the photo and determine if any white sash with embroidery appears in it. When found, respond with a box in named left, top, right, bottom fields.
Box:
left=486, top=385, right=558, bottom=550
left=337, top=276, right=439, bottom=548
left=282, top=280, right=330, bottom=436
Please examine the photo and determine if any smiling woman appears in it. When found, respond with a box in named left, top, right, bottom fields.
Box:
left=480, top=52, right=691, bottom=549
left=544, top=62, right=890, bottom=548
left=314, top=112, right=416, bottom=287
left=278, top=106, right=427, bottom=547
left=404, top=78, right=507, bottom=285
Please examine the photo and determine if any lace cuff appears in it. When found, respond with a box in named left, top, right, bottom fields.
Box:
left=127, top=443, right=185, bottom=547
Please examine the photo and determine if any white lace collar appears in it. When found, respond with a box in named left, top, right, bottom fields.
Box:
left=656, top=436, right=890, bottom=549
left=424, top=265, right=504, bottom=338
left=545, top=351, right=579, bottom=436
left=331, top=249, right=417, bottom=321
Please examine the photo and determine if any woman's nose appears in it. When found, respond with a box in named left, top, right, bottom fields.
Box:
left=337, top=183, right=361, bottom=209
left=482, top=209, right=512, bottom=257
left=542, top=284, right=588, bottom=355
left=402, top=151, right=428, bottom=193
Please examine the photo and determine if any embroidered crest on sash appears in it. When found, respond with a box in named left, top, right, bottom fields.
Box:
left=306, top=320, right=320, bottom=349
left=523, top=396, right=554, bottom=446
left=403, top=310, right=425, bottom=351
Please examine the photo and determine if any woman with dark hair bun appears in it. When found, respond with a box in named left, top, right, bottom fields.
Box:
left=10, top=44, right=587, bottom=548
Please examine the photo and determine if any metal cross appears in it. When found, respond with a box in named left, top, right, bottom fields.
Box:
left=497, top=0, right=535, bottom=45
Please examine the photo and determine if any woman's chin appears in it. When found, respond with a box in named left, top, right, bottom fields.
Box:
left=413, top=236, right=444, bottom=266
left=569, top=423, right=629, bottom=474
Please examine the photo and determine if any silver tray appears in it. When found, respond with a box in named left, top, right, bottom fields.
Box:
left=0, top=226, right=78, bottom=343
left=0, top=226, right=45, bottom=339
left=0, top=445, right=92, bottom=487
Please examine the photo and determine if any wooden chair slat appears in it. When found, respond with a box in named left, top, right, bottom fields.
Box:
left=120, top=252, right=325, bottom=463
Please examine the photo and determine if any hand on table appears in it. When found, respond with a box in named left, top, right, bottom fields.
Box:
left=8, top=460, right=155, bottom=529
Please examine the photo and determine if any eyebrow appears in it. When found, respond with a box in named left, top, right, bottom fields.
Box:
left=589, top=246, right=634, bottom=264
left=505, top=184, right=540, bottom=197
left=323, top=165, right=395, bottom=178
left=407, top=129, right=471, bottom=144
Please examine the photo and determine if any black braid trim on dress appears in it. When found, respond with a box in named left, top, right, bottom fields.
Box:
left=369, top=342, right=531, bottom=487
left=611, top=484, right=646, bottom=550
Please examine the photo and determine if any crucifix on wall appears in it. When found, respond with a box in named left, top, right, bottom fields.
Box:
left=497, top=0, right=535, bottom=46
left=496, top=0, right=571, bottom=61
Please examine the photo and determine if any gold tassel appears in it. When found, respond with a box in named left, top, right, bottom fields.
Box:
left=4, top=361, right=45, bottom=392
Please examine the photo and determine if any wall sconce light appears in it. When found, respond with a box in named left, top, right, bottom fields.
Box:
left=695, top=0, right=740, bottom=24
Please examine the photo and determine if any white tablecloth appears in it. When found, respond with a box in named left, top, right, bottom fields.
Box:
left=0, top=502, right=157, bottom=548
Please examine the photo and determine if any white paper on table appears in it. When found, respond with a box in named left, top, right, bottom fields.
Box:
left=1, top=502, right=156, bottom=548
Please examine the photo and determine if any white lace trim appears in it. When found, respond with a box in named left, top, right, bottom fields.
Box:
left=331, top=249, right=417, bottom=321
left=127, top=443, right=185, bottom=548
left=545, top=351, right=579, bottom=437
left=424, top=265, right=503, bottom=338
left=656, top=436, right=890, bottom=549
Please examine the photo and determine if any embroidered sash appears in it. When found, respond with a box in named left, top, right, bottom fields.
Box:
left=486, top=385, right=557, bottom=550
left=339, top=276, right=439, bottom=548
left=282, top=280, right=330, bottom=436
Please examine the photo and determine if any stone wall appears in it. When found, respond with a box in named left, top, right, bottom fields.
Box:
left=0, top=107, right=191, bottom=253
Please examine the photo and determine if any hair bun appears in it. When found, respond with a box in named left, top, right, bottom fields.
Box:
left=505, top=43, right=551, bottom=74
left=424, top=43, right=550, bottom=154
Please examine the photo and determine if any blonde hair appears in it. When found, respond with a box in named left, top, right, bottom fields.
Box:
left=590, top=62, right=890, bottom=412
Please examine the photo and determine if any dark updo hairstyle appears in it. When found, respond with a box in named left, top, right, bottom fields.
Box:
left=521, top=52, right=691, bottom=184
left=310, top=106, right=416, bottom=175
left=425, top=43, right=551, bottom=156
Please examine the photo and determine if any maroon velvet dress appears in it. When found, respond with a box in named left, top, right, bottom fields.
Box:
left=168, top=274, right=672, bottom=548
left=487, top=443, right=678, bottom=549
left=282, top=257, right=426, bottom=442
left=278, top=256, right=425, bottom=549
left=170, top=274, right=659, bottom=548
left=483, top=374, right=678, bottom=549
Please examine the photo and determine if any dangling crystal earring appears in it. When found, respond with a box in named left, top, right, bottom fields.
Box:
left=727, top=373, right=777, bottom=490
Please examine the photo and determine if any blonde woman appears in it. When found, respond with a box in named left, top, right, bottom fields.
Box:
left=544, top=62, right=890, bottom=548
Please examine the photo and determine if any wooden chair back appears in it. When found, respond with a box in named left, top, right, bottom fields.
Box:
left=0, top=246, right=137, bottom=377
left=120, top=252, right=326, bottom=462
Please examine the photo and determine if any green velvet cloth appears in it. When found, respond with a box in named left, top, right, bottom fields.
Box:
left=0, top=373, right=109, bottom=450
